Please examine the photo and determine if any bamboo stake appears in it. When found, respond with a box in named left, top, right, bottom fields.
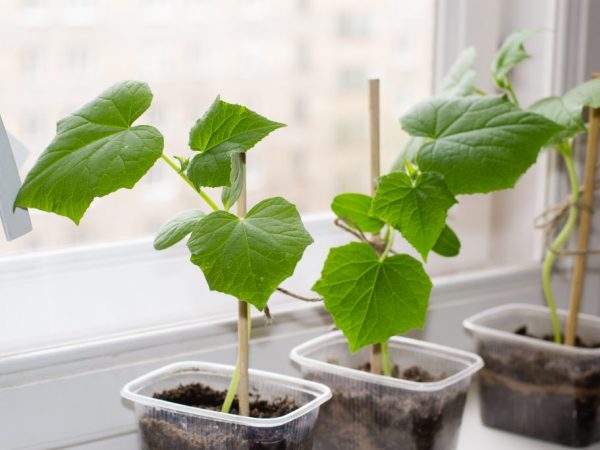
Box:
left=565, top=73, right=600, bottom=346
left=237, top=153, right=250, bottom=415
left=368, top=78, right=383, bottom=375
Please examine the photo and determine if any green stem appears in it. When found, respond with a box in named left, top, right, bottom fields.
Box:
left=379, top=226, right=394, bottom=261
left=504, top=79, right=520, bottom=106
left=221, top=302, right=252, bottom=413
left=542, top=146, right=579, bottom=344
left=161, top=153, right=219, bottom=211
left=381, top=340, right=391, bottom=377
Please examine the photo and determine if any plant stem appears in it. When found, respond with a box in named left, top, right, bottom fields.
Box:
left=221, top=302, right=252, bottom=414
left=504, top=81, right=520, bottom=106
left=379, top=226, right=395, bottom=262
left=380, top=340, right=392, bottom=377
left=161, top=153, right=219, bottom=211
left=542, top=146, right=579, bottom=344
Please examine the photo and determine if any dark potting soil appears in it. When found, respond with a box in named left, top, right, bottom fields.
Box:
left=514, top=325, right=600, bottom=348
left=310, top=363, right=465, bottom=450
left=138, top=383, right=309, bottom=450
left=356, top=362, right=448, bottom=382
left=476, top=329, right=600, bottom=446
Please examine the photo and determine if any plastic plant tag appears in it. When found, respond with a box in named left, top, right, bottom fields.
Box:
left=0, top=114, right=32, bottom=241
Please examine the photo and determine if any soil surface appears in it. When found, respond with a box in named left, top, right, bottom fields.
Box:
left=477, top=329, right=600, bottom=446
left=309, top=363, right=466, bottom=450
left=153, top=382, right=298, bottom=418
left=356, top=362, right=447, bottom=382
left=515, top=325, right=600, bottom=348
left=138, top=383, right=311, bottom=450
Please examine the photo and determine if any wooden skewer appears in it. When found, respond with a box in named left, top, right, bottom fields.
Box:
left=368, top=79, right=383, bottom=375
left=565, top=73, right=600, bottom=346
left=237, top=153, right=250, bottom=415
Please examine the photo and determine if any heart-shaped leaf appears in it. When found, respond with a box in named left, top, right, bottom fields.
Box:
left=15, top=81, right=164, bottom=223
left=313, top=242, right=432, bottom=352
left=187, top=197, right=313, bottom=310
left=529, top=96, right=585, bottom=145
left=187, top=98, right=285, bottom=188
left=402, top=95, right=563, bottom=194
left=154, top=209, right=206, bottom=250
left=331, top=193, right=384, bottom=233
left=371, top=171, right=456, bottom=260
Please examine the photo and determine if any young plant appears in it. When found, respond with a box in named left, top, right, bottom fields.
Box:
left=313, top=30, right=599, bottom=372
left=14, top=81, right=313, bottom=413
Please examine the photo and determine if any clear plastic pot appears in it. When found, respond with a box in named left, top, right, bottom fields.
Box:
left=121, top=361, right=332, bottom=450
left=289, top=331, right=483, bottom=450
left=464, top=303, right=600, bottom=447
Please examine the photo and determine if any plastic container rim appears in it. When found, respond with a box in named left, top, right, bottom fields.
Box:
left=289, top=331, right=483, bottom=392
left=121, top=361, right=332, bottom=428
left=463, top=303, right=600, bottom=355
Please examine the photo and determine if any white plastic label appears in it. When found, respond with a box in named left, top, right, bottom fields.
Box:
left=0, top=114, right=32, bottom=241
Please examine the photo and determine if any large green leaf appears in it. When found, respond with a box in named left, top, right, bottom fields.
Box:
left=154, top=209, right=206, bottom=250
left=187, top=197, right=313, bottom=310
left=331, top=193, right=384, bottom=233
left=529, top=97, right=585, bottom=144
left=187, top=97, right=285, bottom=188
left=432, top=225, right=461, bottom=257
left=437, top=47, right=476, bottom=97
left=492, top=30, right=537, bottom=82
left=401, top=95, right=563, bottom=194
left=15, top=81, right=163, bottom=224
left=564, top=78, right=600, bottom=109
left=313, top=242, right=432, bottom=352
left=370, top=172, right=456, bottom=260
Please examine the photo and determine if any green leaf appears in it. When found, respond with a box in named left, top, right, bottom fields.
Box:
left=564, top=78, right=600, bottom=109
left=492, top=30, right=537, bottom=82
left=331, top=193, right=384, bottom=233
left=437, top=47, right=476, bottom=97
left=432, top=225, right=461, bottom=257
left=401, top=95, right=563, bottom=194
left=154, top=209, right=206, bottom=250
left=529, top=96, right=585, bottom=144
left=370, top=172, right=456, bottom=260
left=187, top=145, right=234, bottom=187
left=221, top=153, right=244, bottom=210
left=187, top=97, right=285, bottom=188
left=313, top=242, right=432, bottom=352
left=15, top=81, right=163, bottom=224
left=187, top=197, right=313, bottom=310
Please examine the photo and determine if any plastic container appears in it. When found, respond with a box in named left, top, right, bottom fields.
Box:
left=464, top=303, right=600, bottom=447
left=290, top=331, right=483, bottom=450
left=121, top=361, right=332, bottom=450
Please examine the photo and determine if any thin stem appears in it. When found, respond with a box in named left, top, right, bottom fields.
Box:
left=504, top=82, right=520, bottom=106
left=381, top=340, right=392, bottom=377
left=221, top=302, right=252, bottom=414
left=276, top=286, right=323, bottom=302
left=379, top=226, right=395, bottom=261
left=161, top=154, right=219, bottom=211
left=542, top=147, right=579, bottom=344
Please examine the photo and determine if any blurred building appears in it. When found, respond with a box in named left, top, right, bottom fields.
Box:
left=0, top=0, right=434, bottom=254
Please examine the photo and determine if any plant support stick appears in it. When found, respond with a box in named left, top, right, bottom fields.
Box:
left=566, top=82, right=600, bottom=345
left=237, top=153, right=250, bottom=416
left=368, top=78, right=389, bottom=375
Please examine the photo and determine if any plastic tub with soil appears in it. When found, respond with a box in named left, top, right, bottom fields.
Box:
left=121, top=361, right=332, bottom=450
left=289, top=331, right=483, bottom=450
left=464, top=303, right=600, bottom=447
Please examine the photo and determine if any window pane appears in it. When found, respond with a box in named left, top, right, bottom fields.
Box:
left=0, top=0, right=435, bottom=255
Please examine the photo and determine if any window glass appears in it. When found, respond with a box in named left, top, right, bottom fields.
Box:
left=0, top=0, right=436, bottom=255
